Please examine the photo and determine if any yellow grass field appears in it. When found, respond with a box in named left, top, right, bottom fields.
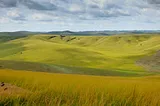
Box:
left=0, top=69, right=160, bottom=106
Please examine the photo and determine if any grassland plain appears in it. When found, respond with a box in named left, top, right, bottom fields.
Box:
left=0, top=34, right=160, bottom=106
left=0, top=69, right=160, bottom=106
left=0, top=34, right=160, bottom=76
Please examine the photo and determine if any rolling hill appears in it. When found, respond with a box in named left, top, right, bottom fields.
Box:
left=0, top=33, right=160, bottom=105
left=0, top=33, right=160, bottom=76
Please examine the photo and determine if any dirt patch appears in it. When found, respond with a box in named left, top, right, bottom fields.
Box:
left=137, top=50, right=160, bottom=72
left=0, top=82, right=29, bottom=96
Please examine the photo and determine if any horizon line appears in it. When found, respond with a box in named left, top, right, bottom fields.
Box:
left=0, top=29, right=160, bottom=33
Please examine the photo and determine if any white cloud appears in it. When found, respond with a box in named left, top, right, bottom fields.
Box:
left=31, top=13, right=50, bottom=21
left=7, top=9, right=20, bottom=17
left=69, top=4, right=84, bottom=13
left=31, top=13, right=59, bottom=21
left=0, top=17, right=10, bottom=23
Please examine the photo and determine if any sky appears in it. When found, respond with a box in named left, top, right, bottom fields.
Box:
left=0, top=0, right=160, bottom=32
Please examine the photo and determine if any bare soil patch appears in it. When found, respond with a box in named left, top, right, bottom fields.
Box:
left=0, top=82, right=28, bottom=96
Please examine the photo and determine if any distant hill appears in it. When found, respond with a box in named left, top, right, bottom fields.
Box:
left=48, top=30, right=74, bottom=35
left=1, top=30, right=160, bottom=36
left=0, top=31, right=39, bottom=42
left=0, top=31, right=40, bottom=36
left=47, top=30, right=160, bottom=35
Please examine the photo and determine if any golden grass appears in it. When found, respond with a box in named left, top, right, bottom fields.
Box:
left=0, top=69, right=160, bottom=106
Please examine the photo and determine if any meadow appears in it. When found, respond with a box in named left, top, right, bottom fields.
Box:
left=0, top=34, right=160, bottom=105
left=0, top=34, right=160, bottom=75
left=0, top=69, right=160, bottom=106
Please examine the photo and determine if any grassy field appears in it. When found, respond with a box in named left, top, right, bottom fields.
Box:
left=0, top=34, right=160, bottom=105
left=0, top=34, right=160, bottom=76
left=0, top=69, right=160, bottom=106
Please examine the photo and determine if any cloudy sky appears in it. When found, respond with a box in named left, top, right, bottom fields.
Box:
left=0, top=0, right=160, bottom=32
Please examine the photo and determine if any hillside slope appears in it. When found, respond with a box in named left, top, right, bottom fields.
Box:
left=0, top=34, right=160, bottom=76
left=137, top=50, right=160, bottom=72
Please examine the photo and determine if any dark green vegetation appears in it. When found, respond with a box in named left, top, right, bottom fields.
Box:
left=0, top=35, right=27, bottom=42
left=0, top=60, right=145, bottom=76
left=0, top=31, right=38, bottom=37
left=0, top=33, right=160, bottom=76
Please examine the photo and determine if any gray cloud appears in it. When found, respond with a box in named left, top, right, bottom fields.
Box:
left=0, top=0, right=57, bottom=10
left=147, top=0, right=160, bottom=4
left=11, top=15, right=26, bottom=21
left=147, top=0, right=160, bottom=8
left=0, top=0, right=159, bottom=23
left=22, top=0, right=57, bottom=11
left=0, top=0, right=17, bottom=8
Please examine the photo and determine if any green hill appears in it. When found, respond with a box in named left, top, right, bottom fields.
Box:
left=0, top=34, right=160, bottom=76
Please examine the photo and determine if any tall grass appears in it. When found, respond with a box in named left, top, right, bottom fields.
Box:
left=0, top=69, right=160, bottom=106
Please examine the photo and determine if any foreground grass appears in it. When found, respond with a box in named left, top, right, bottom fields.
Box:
left=0, top=69, right=160, bottom=106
